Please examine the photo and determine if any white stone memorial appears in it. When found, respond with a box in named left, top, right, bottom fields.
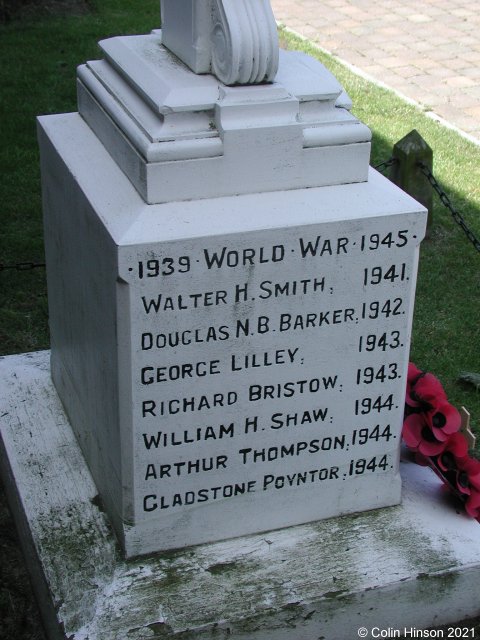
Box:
left=35, top=0, right=428, bottom=559
left=5, top=2, right=480, bottom=638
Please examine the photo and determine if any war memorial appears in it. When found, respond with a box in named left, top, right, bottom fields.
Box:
left=1, top=1, right=479, bottom=637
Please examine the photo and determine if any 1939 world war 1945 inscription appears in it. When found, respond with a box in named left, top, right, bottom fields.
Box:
left=118, top=214, right=423, bottom=532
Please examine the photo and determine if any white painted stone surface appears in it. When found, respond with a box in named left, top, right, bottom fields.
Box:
left=160, top=0, right=213, bottom=74
left=160, top=0, right=279, bottom=85
left=38, top=112, right=426, bottom=557
left=77, top=35, right=371, bottom=203
left=2, top=351, right=480, bottom=639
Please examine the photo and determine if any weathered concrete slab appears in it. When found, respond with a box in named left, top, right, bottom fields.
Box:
left=1, top=351, right=480, bottom=639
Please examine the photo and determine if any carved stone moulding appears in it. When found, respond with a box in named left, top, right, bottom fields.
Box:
left=77, top=35, right=372, bottom=204
left=161, top=0, right=279, bottom=85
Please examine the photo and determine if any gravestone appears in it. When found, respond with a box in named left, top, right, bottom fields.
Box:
left=36, top=0, right=427, bottom=558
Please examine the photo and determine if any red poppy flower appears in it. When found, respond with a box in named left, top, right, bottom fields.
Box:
left=425, top=401, right=461, bottom=441
left=402, top=413, right=446, bottom=456
left=406, top=366, right=447, bottom=411
left=407, top=362, right=422, bottom=384
left=436, top=433, right=469, bottom=472
left=455, top=456, right=480, bottom=494
left=465, top=488, right=480, bottom=519
left=465, top=459, right=480, bottom=492
left=405, top=362, right=423, bottom=408
left=409, top=371, right=448, bottom=409
left=405, top=363, right=423, bottom=408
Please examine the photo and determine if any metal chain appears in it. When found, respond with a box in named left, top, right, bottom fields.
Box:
left=417, top=162, right=480, bottom=253
left=373, top=157, right=398, bottom=173
left=0, top=261, right=46, bottom=272
left=2, top=159, right=478, bottom=270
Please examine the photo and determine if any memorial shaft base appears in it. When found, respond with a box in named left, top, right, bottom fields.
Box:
left=1, top=351, right=480, bottom=640
left=38, top=112, right=426, bottom=557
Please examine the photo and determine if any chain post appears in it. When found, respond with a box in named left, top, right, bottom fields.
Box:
left=390, top=130, right=433, bottom=229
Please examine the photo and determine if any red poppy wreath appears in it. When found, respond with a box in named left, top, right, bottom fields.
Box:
left=403, top=363, right=480, bottom=521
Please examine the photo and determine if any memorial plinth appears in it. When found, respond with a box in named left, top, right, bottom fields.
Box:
left=33, top=8, right=429, bottom=557
left=76, top=33, right=370, bottom=204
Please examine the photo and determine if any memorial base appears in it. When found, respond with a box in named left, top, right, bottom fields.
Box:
left=38, top=112, right=426, bottom=557
left=1, top=351, right=480, bottom=640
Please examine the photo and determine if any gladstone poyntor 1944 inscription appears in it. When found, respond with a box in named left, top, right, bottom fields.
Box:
left=38, top=0, right=427, bottom=556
